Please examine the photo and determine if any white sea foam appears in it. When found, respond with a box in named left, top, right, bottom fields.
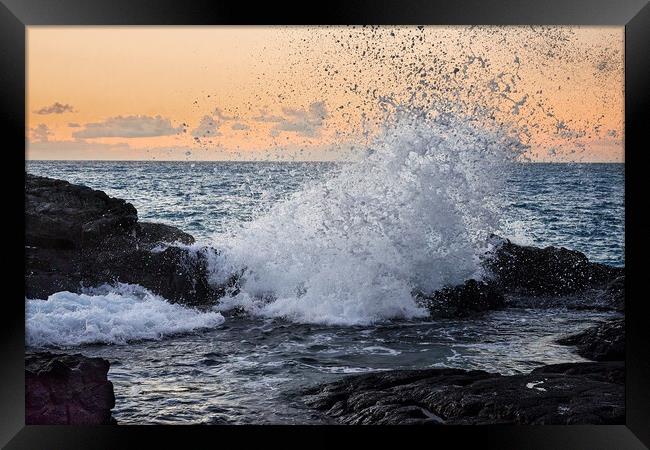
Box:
left=211, top=107, right=524, bottom=325
left=26, top=284, right=224, bottom=347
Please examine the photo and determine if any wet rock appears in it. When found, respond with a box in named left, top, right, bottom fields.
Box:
left=416, top=279, right=505, bottom=318
left=417, top=237, right=624, bottom=318
left=484, top=237, right=623, bottom=297
left=596, top=275, right=625, bottom=311
left=25, top=173, right=223, bottom=305
left=557, top=318, right=624, bottom=361
left=25, top=352, right=116, bottom=425
left=25, top=173, right=138, bottom=249
left=303, top=361, right=624, bottom=425
left=137, top=222, right=195, bottom=247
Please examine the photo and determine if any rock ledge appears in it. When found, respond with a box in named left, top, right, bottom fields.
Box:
left=25, top=352, right=116, bottom=425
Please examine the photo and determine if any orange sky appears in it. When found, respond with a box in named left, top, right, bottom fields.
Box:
left=26, top=26, right=624, bottom=162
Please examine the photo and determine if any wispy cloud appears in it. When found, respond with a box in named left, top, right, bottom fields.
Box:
left=213, top=107, right=238, bottom=121
left=231, top=122, right=250, bottom=131
left=34, top=102, right=75, bottom=115
left=191, top=115, right=223, bottom=138
left=73, top=115, right=184, bottom=138
left=253, top=102, right=328, bottom=137
left=190, top=108, right=240, bottom=138
left=30, top=124, right=53, bottom=142
left=251, top=109, right=284, bottom=123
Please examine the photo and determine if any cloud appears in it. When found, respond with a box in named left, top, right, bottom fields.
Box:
left=213, top=108, right=238, bottom=121
left=253, top=102, right=328, bottom=137
left=554, top=120, right=586, bottom=139
left=30, top=124, right=53, bottom=142
left=68, top=122, right=81, bottom=128
left=34, top=102, right=75, bottom=115
left=252, top=109, right=284, bottom=123
left=191, top=115, right=223, bottom=138
left=189, top=106, right=244, bottom=139
left=73, top=115, right=184, bottom=138
left=231, top=122, right=250, bottom=131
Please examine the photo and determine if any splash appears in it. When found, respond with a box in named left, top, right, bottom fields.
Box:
left=26, top=284, right=225, bottom=347
left=200, top=26, right=624, bottom=324
left=210, top=104, right=524, bottom=325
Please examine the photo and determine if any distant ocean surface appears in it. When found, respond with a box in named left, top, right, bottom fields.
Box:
left=27, top=160, right=624, bottom=266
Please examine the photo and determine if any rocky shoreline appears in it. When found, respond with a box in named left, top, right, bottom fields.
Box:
left=25, top=353, right=116, bottom=425
left=556, top=318, right=625, bottom=362
left=26, top=173, right=234, bottom=306
left=302, top=359, right=624, bottom=425
left=302, top=249, right=625, bottom=425
left=24, top=173, right=625, bottom=425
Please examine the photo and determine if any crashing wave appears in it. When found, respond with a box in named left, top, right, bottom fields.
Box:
left=26, top=283, right=224, bottom=347
left=210, top=106, right=524, bottom=325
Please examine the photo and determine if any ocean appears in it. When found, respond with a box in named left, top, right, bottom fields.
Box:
left=25, top=160, right=624, bottom=424
left=26, top=161, right=624, bottom=266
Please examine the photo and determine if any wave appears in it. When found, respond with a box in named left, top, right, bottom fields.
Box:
left=26, top=284, right=224, bottom=347
left=210, top=107, right=524, bottom=325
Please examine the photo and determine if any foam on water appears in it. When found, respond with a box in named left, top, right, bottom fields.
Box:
left=26, top=284, right=225, bottom=347
left=211, top=108, right=524, bottom=325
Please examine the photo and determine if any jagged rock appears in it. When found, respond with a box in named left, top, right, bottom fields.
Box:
left=25, top=352, right=116, bottom=425
left=25, top=173, right=223, bottom=305
left=596, top=275, right=625, bottom=311
left=303, top=361, right=624, bottom=425
left=484, top=237, right=623, bottom=297
left=557, top=318, right=625, bottom=361
left=416, top=237, right=624, bottom=318
left=416, top=279, right=505, bottom=318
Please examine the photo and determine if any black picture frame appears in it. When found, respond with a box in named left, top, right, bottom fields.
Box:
left=2, top=0, right=648, bottom=448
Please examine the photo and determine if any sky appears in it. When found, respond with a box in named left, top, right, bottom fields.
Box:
left=26, top=26, right=624, bottom=162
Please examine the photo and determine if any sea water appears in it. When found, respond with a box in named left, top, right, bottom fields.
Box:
left=26, top=159, right=624, bottom=266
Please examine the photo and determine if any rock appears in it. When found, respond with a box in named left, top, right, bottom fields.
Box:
left=25, top=173, right=224, bottom=305
left=557, top=318, right=625, bottom=361
left=93, top=245, right=226, bottom=307
left=25, top=174, right=138, bottom=249
left=596, top=275, right=625, bottom=311
left=25, top=352, right=116, bottom=425
left=415, top=237, right=624, bottom=318
left=416, top=279, right=505, bottom=318
left=303, top=361, right=624, bottom=425
left=531, top=361, right=624, bottom=384
left=137, top=222, right=195, bottom=247
left=484, top=237, right=623, bottom=297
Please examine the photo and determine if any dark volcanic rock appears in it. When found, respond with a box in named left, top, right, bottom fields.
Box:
left=557, top=318, right=625, bottom=361
left=596, top=275, right=625, bottom=311
left=25, top=352, right=116, bottom=425
left=25, top=173, right=224, bottom=305
left=415, top=237, right=624, bottom=318
left=416, top=279, right=505, bottom=318
left=303, top=361, right=624, bottom=425
left=484, top=237, right=623, bottom=297
left=25, top=174, right=139, bottom=249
